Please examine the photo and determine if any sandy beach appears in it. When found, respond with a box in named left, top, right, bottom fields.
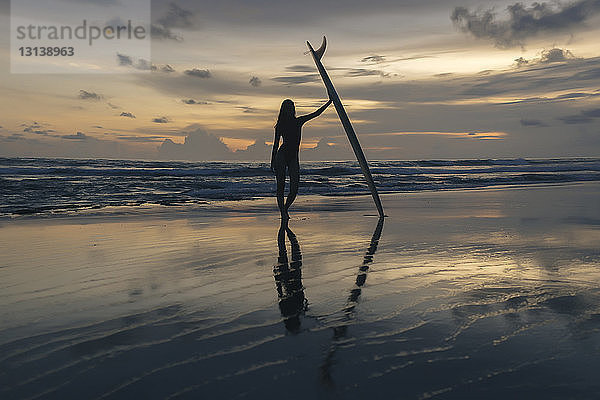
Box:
left=2, top=183, right=600, bottom=399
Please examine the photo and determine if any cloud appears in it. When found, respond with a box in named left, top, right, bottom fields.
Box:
left=271, top=74, right=320, bottom=85
left=302, top=138, right=353, bottom=161
left=558, top=108, right=600, bottom=124
left=234, top=140, right=270, bottom=160
left=157, top=2, right=196, bottom=29
left=117, top=53, right=133, bottom=66
left=135, top=59, right=155, bottom=71
left=361, top=55, right=386, bottom=63
left=520, top=118, right=546, bottom=127
left=78, top=90, right=102, bottom=100
left=2, top=133, right=25, bottom=141
left=540, top=48, right=575, bottom=63
left=514, top=57, right=529, bottom=68
left=345, top=68, right=390, bottom=78
left=285, top=65, right=315, bottom=72
left=249, top=76, right=262, bottom=87
left=152, top=116, right=170, bottom=123
left=582, top=108, right=600, bottom=118
left=150, top=24, right=182, bottom=41
left=451, top=1, right=600, bottom=48
left=237, top=106, right=259, bottom=114
left=120, top=112, right=136, bottom=118
left=0, top=131, right=155, bottom=159
left=116, top=54, right=157, bottom=71
left=184, top=68, right=212, bottom=78
left=61, top=131, right=88, bottom=140
left=458, top=56, right=600, bottom=98
left=116, top=135, right=166, bottom=143
left=150, top=2, right=196, bottom=41
left=497, top=90, right=600, bottom=105
left=182, top=99, right=209, bottom=105
left=161, top=64, right=175, bottom=73
left=557, top=114, right=593, bottom=124
left=23, top=122, right=54, bottom=135
left=157, top=126, right=232, bottom=160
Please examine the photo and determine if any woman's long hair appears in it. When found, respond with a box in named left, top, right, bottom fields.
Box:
left=275, top=99, right=296, bottom=130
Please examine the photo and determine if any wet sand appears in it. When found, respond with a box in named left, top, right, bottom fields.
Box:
left=1, top=183, right=600, bottom=399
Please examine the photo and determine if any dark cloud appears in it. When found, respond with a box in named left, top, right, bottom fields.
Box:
left=184, top=68, right=212, bottom=78
left=237, top=106, right=259, bottom=114
left=286, top=65, right=315, bottom=73
left=61, top=132, right=88, bottom=140
left=558, top=107, right=600, bottom=124
left=498, top=90, right=600, bottom=105
left=150, top=24, right=182, bottom=41
left=78, top=90, right=102, bottom=100
left=135, top=59, right=155, bottom=71
left=520, top=118, right=546, bottom=127
left=460, top=57, right=600, bottom=98
left=120, top=112, right=136, bottom=118
left=540, top=48, right=575, bottom=63
left=302, top=138, right=353, bottom=161
left=116, top=135, right=165, bottom=143
left=271, top=74, right=320, bottom=85
left=64, top=0, right=119, bottom=4
left=582, top=108, right=600, bottom=118
left=23, top=122, right=54, bottom=135
left=161, top=64, right=175, bottom=73
left=158, top=126, right=232, bottom=160
left=157, top=2, right=196, bottom=29
left=451, top=1, right=600, bottom=48
left=116, top=54, right=156, bottom=71
left=117, top=53, right=133, bottom=66
left=2, top=133, right=25, bottom=141
left=557, top=114, right=593, bottom=124
left=514, top=57, right=529, bottom=67
left=512, top=46, right=576, bottom=67
left=249, top=76, right=262, bottom=87
left=233, top=140, right=270, bottom=160
left=152, top=116, right=170, bottom=123
left=151, top=2, right=196, bottom=41
left=361, top=55, right=386, bottom=63
left=182, top=99, right=209, bottom=105
left=570, top=67, right=600, bottom=81
left=345, top=68, right=390, bottom=78
left=146, top=0, right=470, bottom=29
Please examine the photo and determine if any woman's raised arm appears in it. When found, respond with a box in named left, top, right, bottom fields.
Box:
left=297, top=99, right=333, bottom=125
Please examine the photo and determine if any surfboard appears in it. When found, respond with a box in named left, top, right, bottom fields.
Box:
left=307, top=36, right=385, bottom=217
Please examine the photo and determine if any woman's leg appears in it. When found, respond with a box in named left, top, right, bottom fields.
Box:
left=274, top=151, right=288, bottom=219
left=285, top=157, right=300, bottom=213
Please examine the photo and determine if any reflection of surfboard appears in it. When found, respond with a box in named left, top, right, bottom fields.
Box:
left=307, top=36, right=385, bottom=217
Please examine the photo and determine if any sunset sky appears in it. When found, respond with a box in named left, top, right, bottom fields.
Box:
left=1, top=0, right=600, bottom=160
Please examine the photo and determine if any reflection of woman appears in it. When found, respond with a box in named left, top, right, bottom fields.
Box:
left=271, top=98, right=332, bottom=220
left=274, top=221, right=306, bottom=333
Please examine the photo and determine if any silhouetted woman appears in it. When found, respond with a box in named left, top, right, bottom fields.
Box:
left=271, top=98, right=332, bottom=220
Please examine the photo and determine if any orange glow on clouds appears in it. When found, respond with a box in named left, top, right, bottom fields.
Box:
left=370, top=131, right=508, bottom=140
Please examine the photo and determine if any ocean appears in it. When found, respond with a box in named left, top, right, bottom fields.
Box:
left=2, top=158, right=600, bottom=398
left=2, top=157, right=600, bottom=217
